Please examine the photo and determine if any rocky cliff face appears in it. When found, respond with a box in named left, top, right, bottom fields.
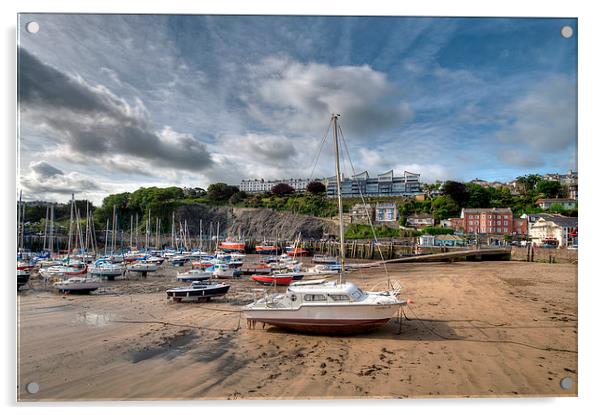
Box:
left=175, top=204, right=335, bottom=240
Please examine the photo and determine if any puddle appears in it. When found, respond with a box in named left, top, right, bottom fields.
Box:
left=76, top=311, right=116, bottom=327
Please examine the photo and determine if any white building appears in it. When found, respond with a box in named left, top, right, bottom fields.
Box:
left=529, top=216, right=578, bottom=248
left=240, top=178, right=319, bottom=194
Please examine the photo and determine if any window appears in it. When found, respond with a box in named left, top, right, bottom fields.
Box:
left=329, top=295, right=350, bottom=302
left=504, top=220, right=508, bottom=226
left=304, top=294, right=327, bottom=302
left=351, top=290, right=363, bottom=300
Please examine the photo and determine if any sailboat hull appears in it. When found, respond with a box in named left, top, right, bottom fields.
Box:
left=251, top=317, right=390, bottom=334
left=244, top=304, right=399, bottom=334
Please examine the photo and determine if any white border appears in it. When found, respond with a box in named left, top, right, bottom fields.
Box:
left=2, top=1, right=600, bottom=414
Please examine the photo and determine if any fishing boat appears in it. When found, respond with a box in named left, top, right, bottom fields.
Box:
left=166, top=280, right=230, bottom=302
left=286, top=247, right=309, bottom=257
left=255, top=243, right=280, bottom=255
left=176, top=269, right=212, bottom=282
left=251, top=274, right=294, bottom=286
left=88, top=259, right=125, bottom=280
left=243, top=115, right=408, bottom=334
left=53, top=276, right=101, bottom=294
left=219, top=241, right=246, bottom=252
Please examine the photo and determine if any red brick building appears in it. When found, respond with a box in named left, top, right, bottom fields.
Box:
left=452, top=208, right=516, bottom=235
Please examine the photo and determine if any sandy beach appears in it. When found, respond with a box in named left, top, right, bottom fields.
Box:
left=17, top=259, right=577, bottom=401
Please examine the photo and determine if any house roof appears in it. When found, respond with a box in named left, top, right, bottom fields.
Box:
left=435, top=235, right=464, bottom=241
left=535, top=198, right=577, bottom=204
left=462, top=208, right=512, bottom=214
left=535, top=216, right=578, bottom=227
left=408, top=213, right=433, bottom=219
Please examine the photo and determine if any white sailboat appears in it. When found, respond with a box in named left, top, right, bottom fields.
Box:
left=51, top=194, right=102, bottom=293
left=243, top=115, right=407, bottom=334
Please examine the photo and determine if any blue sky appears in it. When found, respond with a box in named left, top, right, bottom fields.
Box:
left=17, top=15, right=577, bottom=204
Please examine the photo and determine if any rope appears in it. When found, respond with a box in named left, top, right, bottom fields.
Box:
left=337, top=123, right=390, bottom=283
left=403, top=305, right=577, bottom=354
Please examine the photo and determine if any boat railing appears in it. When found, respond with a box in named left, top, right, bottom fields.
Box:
left=369, top=279, right=403, bottom=296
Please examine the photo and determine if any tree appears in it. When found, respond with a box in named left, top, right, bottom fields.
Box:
left=228, top=191, right=247, bottom=205
left=431, top=195, right=460, bottom=220
left=536, top=180, right=562, bottom=198
left=466, top=183, right=491, bottom=208
left=515, top=174, right=542, bottom=195
left=207, top=183, right=239, bottom=202
left=442, top=181, right=469, bottom=206
left=271, top=183, right=295, bottom=196
left=306, top=181, right=326, bottom=194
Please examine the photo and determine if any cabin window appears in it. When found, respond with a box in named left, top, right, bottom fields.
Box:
left=304, top=294, right=327, bottom=302
left=351, top=290, right=363, bottom=300
left=329, top=294, right=350, bottom=302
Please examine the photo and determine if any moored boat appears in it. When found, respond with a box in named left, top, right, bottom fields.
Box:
left=89, top=259, right=125, bottom=280
left=255, top=244, right=280, bottom=255
left=17, top=264, right=32, bottom=289
left=251, top=274, right=294, bottom=286
left=219, top=241, right=245, bottom=252
left=243, top=114, right=409, bottom=335
left=126, top=260, right=159, bottom=273
left=166, top=281, right=230, bottom=302
left=53, top=276, right=101, bottom=294
left=176, top=269, right=212, bottom=282
left=312, top=254, right=338, bottom=264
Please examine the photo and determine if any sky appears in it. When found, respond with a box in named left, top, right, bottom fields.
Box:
left=17, top=14, right=577, bottom=205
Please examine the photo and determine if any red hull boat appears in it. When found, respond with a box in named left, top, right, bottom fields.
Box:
left=251, top=275, right=293, bottom=286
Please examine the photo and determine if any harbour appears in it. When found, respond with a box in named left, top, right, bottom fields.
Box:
left=17, top=258, right=577, bottom=400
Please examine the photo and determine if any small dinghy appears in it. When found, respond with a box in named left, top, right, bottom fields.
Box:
left=176, top=269, right=212, bottom=282
left=251, top=274, right=294, bottom=286
left=166, top=281, right=230, bottom=302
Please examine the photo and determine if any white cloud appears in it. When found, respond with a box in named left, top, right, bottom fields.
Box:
left=244, top=57, right=413, bottom=140
left=495, top=75, right=577, bottom=166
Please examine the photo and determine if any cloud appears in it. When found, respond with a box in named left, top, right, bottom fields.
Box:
left=244, top=57, right=413, bottom=139
left=30, top=160, right=63, bottom=177
left=21, top=161, right=100, bottom=197
left=497, top=149, right=544, bottom=168
left=495, top=75, right=576, bottom=166
left=18, top=47, right=213, bottom=173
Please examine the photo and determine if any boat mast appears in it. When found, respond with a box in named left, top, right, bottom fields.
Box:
left=216, top=221, right=220, bottom=253
left=129, top=215, right=133, bottom=248
left=49, top=204, right=54, bottom=255
left=67, top=193, right=74, bottom=257
left=331, top=114, right=345, bottom=283
left=43, top=205, right=49, bottom=252
left=111, top=205, right=117, bottom=255
left=171, top=211, right=175, bottom=249
left=104, top=219, right=109, bottom=256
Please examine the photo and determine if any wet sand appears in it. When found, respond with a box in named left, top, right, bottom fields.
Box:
left=17, top=259, right=577, bottom=400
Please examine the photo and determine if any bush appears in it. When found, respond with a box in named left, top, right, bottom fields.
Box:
left=420, top=226, right=454, bottom=236
left=306, top=181, right=326, bottom=194
left=271, top=183, right=295, bottom=196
